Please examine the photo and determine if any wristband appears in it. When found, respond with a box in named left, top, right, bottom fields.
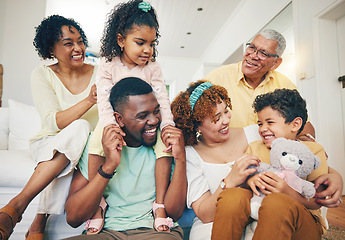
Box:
left=98, top=165, right=116, bottom=179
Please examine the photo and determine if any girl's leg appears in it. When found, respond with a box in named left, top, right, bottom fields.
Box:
left=211, top=188, right=253, bottom=240
left=0, top=152, right=69, bottom=238
left=154, top=156, right=173, bottom=231
left=253, top=193, right=323, bottom=240
left=85, top=154, right=107, bottom=234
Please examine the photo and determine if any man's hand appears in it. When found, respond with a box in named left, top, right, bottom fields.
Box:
left=314, top=167, right=343, bottom=208
left=161, top=125, right=185, bottom=161
left=102, top=125, right=124, bottom=171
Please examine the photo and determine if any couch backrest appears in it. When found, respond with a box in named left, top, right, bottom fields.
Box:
left=0, top=107, right=9, bottom=149
left=0, top=99, right=41, bottom=150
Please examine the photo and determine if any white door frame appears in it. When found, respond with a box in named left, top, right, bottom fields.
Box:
left=314, top=0, right=345, bottom=194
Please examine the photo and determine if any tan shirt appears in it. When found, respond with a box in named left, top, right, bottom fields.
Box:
left=247, top=140, right=328, bottom=232
left=205, top=62, right=297, bottom=127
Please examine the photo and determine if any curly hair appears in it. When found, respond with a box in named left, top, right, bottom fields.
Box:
left=33, top=15, right=88, bottom=60
left=100, top=0, right=160, bottom=62
left=171, top=80, right=232, bottom=146
left=252, top=88, right=308, bottom=135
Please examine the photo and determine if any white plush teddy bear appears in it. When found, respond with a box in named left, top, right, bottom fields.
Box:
left=250, top=137, right=321, bottom=220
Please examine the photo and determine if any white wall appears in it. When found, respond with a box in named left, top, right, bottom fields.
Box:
left=293, top=0, right=345, bottom=192
left=1, top=0, right=46, bottom=107
left=0, top=1, right=6, bottom=64
left=157, top=56, right=203, bottom=101
left=201, top=0, right=291, bottom=65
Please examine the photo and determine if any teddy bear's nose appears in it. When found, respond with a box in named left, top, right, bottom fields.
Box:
left=289, top=156, right=295, bottom=162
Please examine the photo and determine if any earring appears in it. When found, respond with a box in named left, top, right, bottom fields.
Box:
left=196, top=130, right=202, bottom=143
left=121, top=46, right=123, bottom=52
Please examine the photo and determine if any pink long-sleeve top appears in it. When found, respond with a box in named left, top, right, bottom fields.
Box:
left=96, top=56, right=174, bottom=129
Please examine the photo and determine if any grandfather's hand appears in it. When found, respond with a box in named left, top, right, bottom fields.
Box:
left=161, top=125, right=185, bottom=162
left=314, top=168, right=343, bottom=208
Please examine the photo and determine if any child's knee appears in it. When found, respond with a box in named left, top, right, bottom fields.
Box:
left=217, top=188, right=252, bottom=213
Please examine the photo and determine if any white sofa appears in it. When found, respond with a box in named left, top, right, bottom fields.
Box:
left=0, top=99, right=84, bottom=240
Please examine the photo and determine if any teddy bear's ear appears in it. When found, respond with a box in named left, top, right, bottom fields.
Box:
left=313, top=155, right=321, bottom=170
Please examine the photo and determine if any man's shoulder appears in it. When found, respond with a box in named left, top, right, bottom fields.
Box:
left=206, top=63, right=239, bottom=76
left=300, top=141, right=325, bottom=154
left=205, top=62, right=241, bottom=86
left=268, top=70, right=296, bottom=87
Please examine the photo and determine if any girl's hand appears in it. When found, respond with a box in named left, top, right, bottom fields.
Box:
left=224, top=154, right=260, bottom=188
left=88, top=84, right=97, bottom=105
left=258, top=172, right=292, bottom=195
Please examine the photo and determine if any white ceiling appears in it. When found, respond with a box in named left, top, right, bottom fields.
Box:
left=46, top=0, right=241, bottom=60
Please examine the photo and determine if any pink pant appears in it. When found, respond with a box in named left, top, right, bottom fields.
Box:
left=211, top=188, right=323, bottom=240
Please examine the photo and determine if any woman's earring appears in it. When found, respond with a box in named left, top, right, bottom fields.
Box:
left=121, top=46, right=123, bottom=52
left=196, top=130, right=202, bottom=143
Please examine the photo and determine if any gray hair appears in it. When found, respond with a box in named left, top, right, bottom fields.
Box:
left=258, top=29, right=286, bottom=57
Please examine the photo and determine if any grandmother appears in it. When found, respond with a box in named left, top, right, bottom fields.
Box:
left=0, top=15, right=98, bottom=240
left=171, top=80, right=261, bottom=240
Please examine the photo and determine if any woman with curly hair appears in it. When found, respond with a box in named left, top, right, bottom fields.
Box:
left=85, top=0, right=175, bottom=234
left=0, top=15, right=98, bottom=240
left=171, top=80, right=261, bottom=240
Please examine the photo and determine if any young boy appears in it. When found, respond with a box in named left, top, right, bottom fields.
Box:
left=210, top=88, right=329, bottom=240
left=246, top=88, right=328, bottom=239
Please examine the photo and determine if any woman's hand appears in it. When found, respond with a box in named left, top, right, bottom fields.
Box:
left=87, top=84, right=97, bottom=105
left=224, top=154, right=260, bottom=188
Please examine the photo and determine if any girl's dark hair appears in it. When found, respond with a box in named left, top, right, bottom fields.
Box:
left=33, top=15, right=88, bottom=60
left=171, top=80, right=232, bottom=146
left=100, top=0, right=160, bottom=62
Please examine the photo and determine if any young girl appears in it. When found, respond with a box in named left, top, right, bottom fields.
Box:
left=85, top=0, right=175, bottom=234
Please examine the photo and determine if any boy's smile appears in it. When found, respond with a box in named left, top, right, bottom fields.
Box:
left=257, top=106, right=297, bottom=148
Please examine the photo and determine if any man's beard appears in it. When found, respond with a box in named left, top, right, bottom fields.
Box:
left=141, top=136, right=158, bottom=147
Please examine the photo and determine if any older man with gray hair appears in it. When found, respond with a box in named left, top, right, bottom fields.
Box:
left=204, top=29, right=315, bottom=136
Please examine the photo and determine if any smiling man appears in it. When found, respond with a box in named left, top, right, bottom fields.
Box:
left=204, top=29, right=303, bottom=131
left=63, top=77, right=187, bottom=240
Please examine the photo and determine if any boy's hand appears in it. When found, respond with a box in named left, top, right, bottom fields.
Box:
left=161, top=125, right=185, bottom=161
left=248, top=174, right=264, bottom=196
left=102, top=125, right=124, bottom=171
left=257, top=172, right=292, bottom=195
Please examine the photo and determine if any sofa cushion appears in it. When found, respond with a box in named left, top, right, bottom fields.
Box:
left=0, top=150, right=36, bottom=187
left=8, top=99, right=41, bottom=150
left=0, top=107, right=9, bottom=150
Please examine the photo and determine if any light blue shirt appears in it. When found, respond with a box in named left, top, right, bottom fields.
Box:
left=79, top=144, right=156, bottom=231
